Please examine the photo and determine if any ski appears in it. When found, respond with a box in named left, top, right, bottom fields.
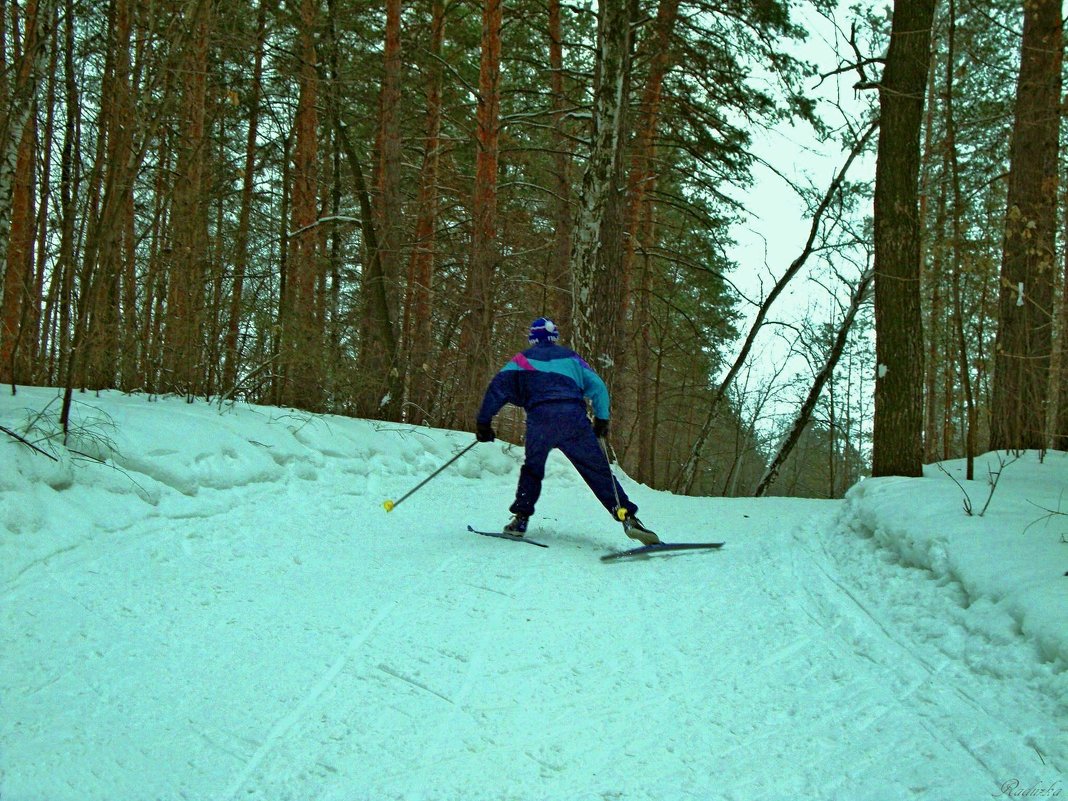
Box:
left=600, top=541, right=725, bottom=561
left=467, top=525, right=549, bottom=548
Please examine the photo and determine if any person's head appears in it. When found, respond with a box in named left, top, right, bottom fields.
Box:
left=528, top=317, right=560, bottom=345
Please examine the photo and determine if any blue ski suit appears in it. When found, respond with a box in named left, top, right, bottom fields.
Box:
left=476, top=341, right=638, bottom=519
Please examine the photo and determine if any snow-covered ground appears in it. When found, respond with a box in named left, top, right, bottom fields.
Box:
left=2, top=387, right=1065, bottom=801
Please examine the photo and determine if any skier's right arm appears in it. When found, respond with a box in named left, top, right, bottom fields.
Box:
left=476, top=366, right=521, bottom=425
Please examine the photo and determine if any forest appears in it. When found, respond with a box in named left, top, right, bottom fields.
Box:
left=0, top=0, right=1063, bottom=498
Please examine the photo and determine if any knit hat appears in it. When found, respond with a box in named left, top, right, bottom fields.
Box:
left=528, top=317, right=560, bottom=344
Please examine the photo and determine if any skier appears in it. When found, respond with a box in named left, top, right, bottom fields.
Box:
left=475, top=317, right=660, bottom=544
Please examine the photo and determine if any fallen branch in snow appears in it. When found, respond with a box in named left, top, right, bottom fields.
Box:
left=217, top=354, right=281, bottom=408
left=67, top=448, right=155, bottom=501
left=1, top=424, right=59, bottom=461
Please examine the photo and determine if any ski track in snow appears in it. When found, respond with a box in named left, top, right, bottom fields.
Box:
left=221, top=549, right=464, bottom=801
left=2, top=395, right=1065, bottom=801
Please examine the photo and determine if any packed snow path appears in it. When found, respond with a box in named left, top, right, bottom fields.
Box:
left=2, top=392, right=1065, bottom=800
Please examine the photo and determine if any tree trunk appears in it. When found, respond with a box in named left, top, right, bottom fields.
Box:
left=144, top=138, right=171, bottom=392
left=988, top=0, right=1062, bottom=451
left=1055, top=187, right=1068, bottom=450
left=544, top=0, right=572, bottom=329
left=52, top=0, right=80, bottom=387
left=374, top=0, right=404, bottom=311
left=944, top=0, right=977, bottom=478
left=222, top=0, right=268, bottom=395
left=338, top=118, right=396, bottom=416
left=618, top=0, right=678, bottom=466
left=279, top=0, right=323, bottom=410
left=352, top=0, right=403, bottom=418
left=162, top=0, right=213, bottom=398
left=569, top=0, right=634, bottom=384
left=0, top=0, right=53, bottom=386
left=93, top=0, right=137, bottom=390
left=457, top=0, right=502, bottom=424
left=870, top=0, right=935, bottom=478
left=402, top=0, right=446, bottom=426
left=35, top=19, right=59, bottom=383
left=620, top=0, right=679, bottom=308
left=1, top=106, right=36, bottom=385
left=635, top=231, right=657, bottom=483
left=920, top=40, right=943, bottom=464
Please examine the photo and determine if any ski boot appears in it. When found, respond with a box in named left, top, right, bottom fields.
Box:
left=621, top=512, right=660, bottom=545
left=503, top=514, right=529, bottom=536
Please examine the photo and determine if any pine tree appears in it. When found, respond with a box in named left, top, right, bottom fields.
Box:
left=871, top=0, right=936, bottom=478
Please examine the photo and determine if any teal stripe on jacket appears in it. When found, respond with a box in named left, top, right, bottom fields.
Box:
left=499, top=348, right=610, bottom=419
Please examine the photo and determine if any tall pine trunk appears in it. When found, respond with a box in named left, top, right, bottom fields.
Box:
left=402, top=0, right=446, bottom=425
left=0, top=0, right=52, bottom=385
left=989, top=0, right=1062, bottom=451
left=944, top=0, right=977, bottom=478
left=623, top=0, right=678, bottom=478
left=280, top=0, right=323, bottom=410
left=458, top=0, right=502, bottom=424
left=162, top=0, right=212, bottom=397
left=355, top=0, right=403, bottom=418
left=54, top=0, right=80, bottom=388
left=569, top=0, right=633, bottom=383
left=620, top=0, right=678, bottom=306
left=870, top=0, right=935, bottom=478
left=544, top=0, right=572, bottom=329
left=223, top=0, right=268, bottom=395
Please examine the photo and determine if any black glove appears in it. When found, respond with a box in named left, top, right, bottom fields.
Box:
left=476, top=422, right=496, bottom=443
left=593, top=418, right=610, bottom=438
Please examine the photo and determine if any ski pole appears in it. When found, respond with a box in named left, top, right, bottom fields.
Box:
left=597, top=434, right=628, bottom=522
left=382, top=440, right=478, bottom=512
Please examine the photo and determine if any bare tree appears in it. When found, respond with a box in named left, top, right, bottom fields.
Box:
left=755, top=269, right=874, bottom=496
left=675, top=118, right=878, bottom=493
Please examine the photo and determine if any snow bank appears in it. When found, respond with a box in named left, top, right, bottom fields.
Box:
left=0, top=387, right=495, bottom=584
left=839, top=451, right=1068, bottom=666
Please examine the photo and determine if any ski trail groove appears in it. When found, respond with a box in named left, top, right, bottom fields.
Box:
left=221, top=552, right=460, bottom=800
left=799, top=525, right=1063, bottom=784
left=377, top=662, right=456, bottom=705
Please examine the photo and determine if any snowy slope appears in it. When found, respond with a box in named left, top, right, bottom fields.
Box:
left=2, top=387, right=1065, bottom=801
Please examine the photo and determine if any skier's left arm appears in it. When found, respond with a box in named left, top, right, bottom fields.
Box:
left=578, top=362, right=611, bottom=421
